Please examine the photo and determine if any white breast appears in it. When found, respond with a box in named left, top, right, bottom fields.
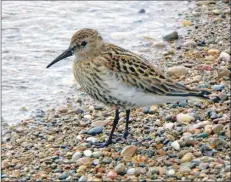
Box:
left=102, top=72, right=187, bottom=108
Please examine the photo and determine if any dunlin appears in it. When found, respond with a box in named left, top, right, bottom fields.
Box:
left=47, top=28, right=210, bottom=147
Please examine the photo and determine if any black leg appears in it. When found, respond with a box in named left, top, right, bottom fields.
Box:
left=95, top=109, right=120, bottom=147
left=123, top=109, right=130, bottom=139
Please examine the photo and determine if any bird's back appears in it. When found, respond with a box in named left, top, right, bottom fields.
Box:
left=73, top=43, right=210, bottom=109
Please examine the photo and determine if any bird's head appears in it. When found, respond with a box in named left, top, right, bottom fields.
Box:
left=46, top=28, right=103, bottom=68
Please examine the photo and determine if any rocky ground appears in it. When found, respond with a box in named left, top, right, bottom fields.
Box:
left=1, top=1, right=231, bottom=181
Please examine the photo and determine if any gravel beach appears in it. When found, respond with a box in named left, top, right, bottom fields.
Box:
left=1, top=1, right=230, bottom=181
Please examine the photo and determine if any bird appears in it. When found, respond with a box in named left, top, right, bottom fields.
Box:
left=46, top=28, right=210, bottom=147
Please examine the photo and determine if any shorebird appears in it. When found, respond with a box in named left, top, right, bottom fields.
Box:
left=47, top=28, right=210, bottom=147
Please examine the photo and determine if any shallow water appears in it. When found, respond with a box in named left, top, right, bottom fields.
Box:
left=2, top=1, right=194, bottom=124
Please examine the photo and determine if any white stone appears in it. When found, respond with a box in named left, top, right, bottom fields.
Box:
left=84, top=115, right=92, bottom=120
left=71, top=152, right=82, bottom=162
left=171, top=141, right=180, bottom=150
left=164, top=122, right=175, bottom=130
left=218, top=52, right=231, bottom=62
left=177, top=113, right=194, bottom=123
left=76, top=135, right=83, bottom=141
left=152, top=41, right=166, bottom=49
left=86, top=137, right=97, bottom=143
left=89, top=106, right=94, bottom=111
left=127, top=168, right=136, bottom=175
left=92, top=151, right=102, bottom=158
left=83, top=150, right=92, bottom=157
left=184, top=40, right=196, bottom=48
left=166, top=66, right=188, bottom=78
left=167, top=169, right=175, bottom=176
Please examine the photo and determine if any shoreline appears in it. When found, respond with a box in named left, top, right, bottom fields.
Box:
left=1, top=1, right=230, bottom=181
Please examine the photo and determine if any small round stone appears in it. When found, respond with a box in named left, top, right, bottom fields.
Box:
left=72, top=152, right=82, bottom=162
left=171, top=141, right=180, bottom=150
left=92, top=151, right=102, bottom=158
left=115, top=163, right=126, bottom=174
left=121, top=146, right=137, bottom=157
left=83, top=150, right=92, bottom=157
left=107, top=170, right=117, bottom=179
left=59, top=172, right=68, bottom=180
left=127, top=168, right=136, bottom=175
left=87, top=126, right=104, bottom=135
left=181, top=153, right=194, bottom=163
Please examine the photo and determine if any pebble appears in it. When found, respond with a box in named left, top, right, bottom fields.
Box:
left=180, top=165, right=191, bottom=173
left=204, top=125, right=213, bottom=135
left=163, top=31, right=179, bottom=41
left=107, top=170, right=117, bottom=179
left=127, top=168, right=136, bottom=175
left=209, top=138, right=228, bottom=148
left=142, top=107, right=150, bottom=114
left=58, top=107, right=68, bottom=113
left=76, top=157, right=92, bottom=166
left=218, top=52, right=230, bottom=62
left=91, top=121, right=108, bottom=127
left=205, top=55, right=215, bottom=61
left=171, top=141, right=180, bottom=150
left=152, top=41, right=166, bottom=49
left=83, top=115, right=91, bottom=120
left=72, top=152, right=82, bottom=162
left=184, top=40, right=196, bottom=48
left=201, top=64, right=212, bottom=71
left=121, top=146, right=137, bottom=157
left=166, top=66, right=188, bottom=78
left=208, top=49, right=219, bottom=56
left=92, top=151, right=102, bottom=158
left=77, top=165, right=87, bottom=173
left=83, top=150, right=92, bottom=157
left=93, top=159, right=100, bottom=165
left=199, top=163, right=209, bottom=170
left=182, top=19, right=192, bottom=26
left=212, top=124, right=224, bottom=134
left=167, top=169, right=175, bottom=176
left=181, top=153, right=193, bottom=163
left=217, top=92, right=228, bottom=101
left=212, top=9, right=222, bottom=15
left=86, top=137, right=97, bottom=143
left=74, top=108, right=84, bottom=114
left=87, top=126, right=104, bottom=135
left=59, top=172, right=68, bottom=180
left=102, top=157, right=112, bottom=164
left=218, top=67, right=230, bottom=78
left=177, top=113, right=194, bottom=123
left=139, top=9, right=146, bottom=14
left=115, top=163, right=126, bottom=174
left=212, top=84, right=225, bottom=91
left=78, top=175, right=87, bottom=182
left=164, top=122, right=175, bottom=130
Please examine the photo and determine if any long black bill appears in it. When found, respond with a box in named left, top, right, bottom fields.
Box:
left=46, top=47, right=74, bottom=68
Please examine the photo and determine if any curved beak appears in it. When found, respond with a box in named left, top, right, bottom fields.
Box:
left=46, top=47, right=74, bottom=68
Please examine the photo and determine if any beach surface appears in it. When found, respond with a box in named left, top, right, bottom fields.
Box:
left=1, top=1, right=230, bottom=181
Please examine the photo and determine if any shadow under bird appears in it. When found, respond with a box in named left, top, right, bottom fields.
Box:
left=47, top=28, right=210, bottom=147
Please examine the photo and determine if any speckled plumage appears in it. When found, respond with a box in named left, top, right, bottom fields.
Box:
left=47, top=28, right=210, bottom=147
left=71, top=29, right=207, bottom=109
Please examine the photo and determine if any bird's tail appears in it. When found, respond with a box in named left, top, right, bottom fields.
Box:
left=188, top=90, right=211, bottom=102
left=167, top=90, right=211, bottom=101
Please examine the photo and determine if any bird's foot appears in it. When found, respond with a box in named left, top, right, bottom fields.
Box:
left=94, top=140, right=114, bottom=148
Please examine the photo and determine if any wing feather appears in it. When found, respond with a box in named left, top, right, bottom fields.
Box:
left=99, top=44, right=204, bottom=97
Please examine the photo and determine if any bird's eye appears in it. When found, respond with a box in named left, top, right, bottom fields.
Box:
left=81, top=41, right=87, bottom=47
